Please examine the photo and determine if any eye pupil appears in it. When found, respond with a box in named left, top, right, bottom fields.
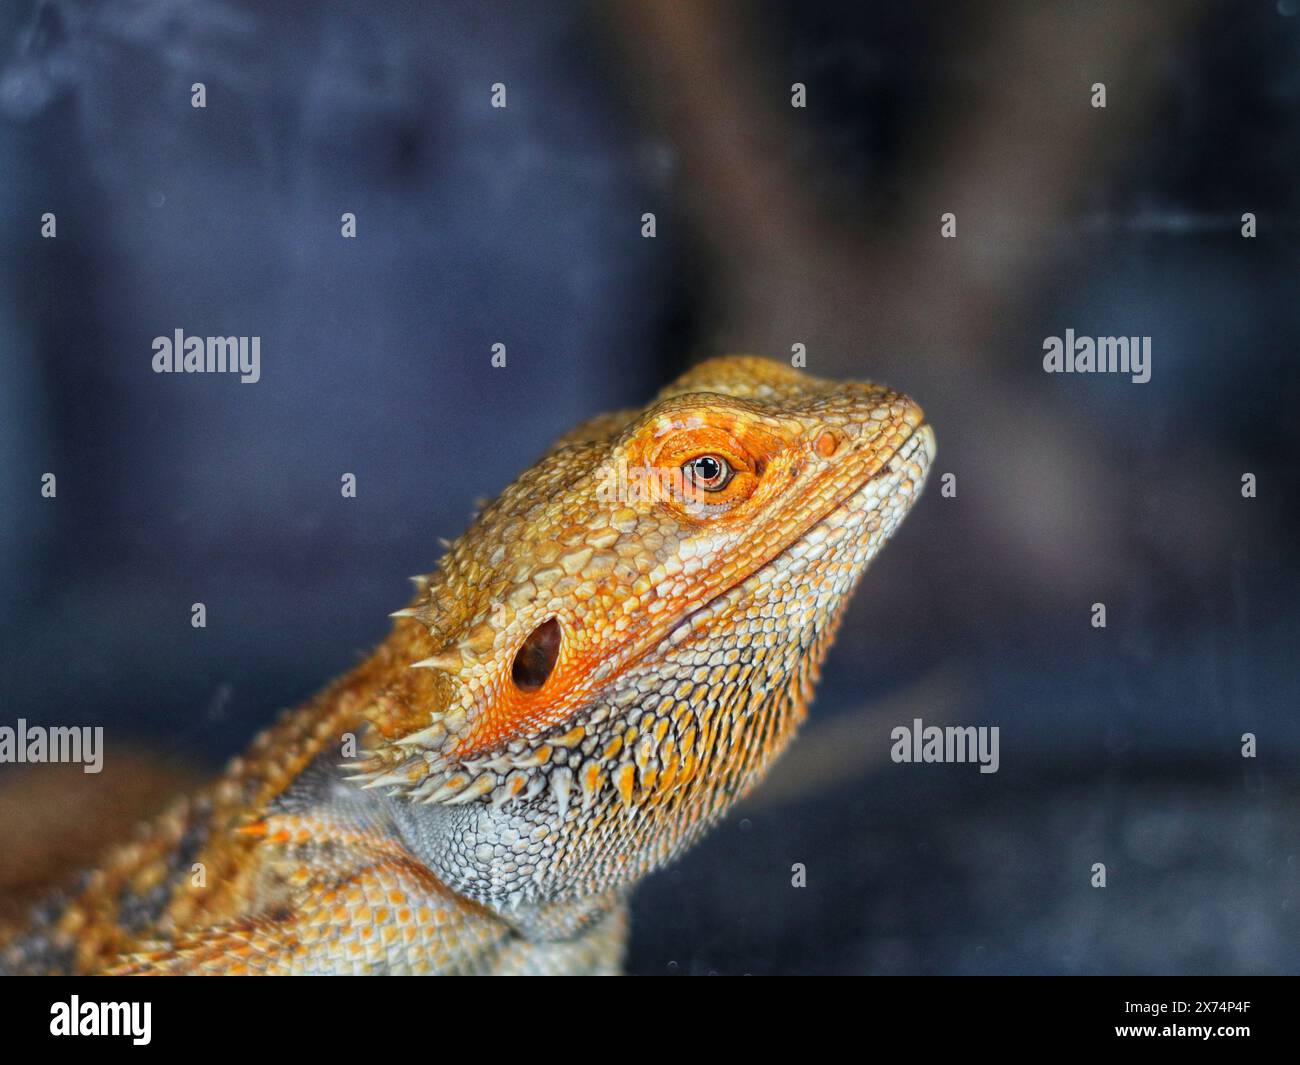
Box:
left=683, top=454, right=732, bottom=491
left=679, top=453, right=736, bottom=494
left=694, top=456, right=722, bottom=481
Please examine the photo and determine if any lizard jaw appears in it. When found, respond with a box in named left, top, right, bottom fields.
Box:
left=349, top=418, right=934, bottom=808
left=383, top=416, right=935, bottom=909
left=488, top=419, right=934, bottom=803
left=662, top=420, right=934, bottom=651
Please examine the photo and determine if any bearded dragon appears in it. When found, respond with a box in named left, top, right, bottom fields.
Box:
left=0, top=355, right=933, bottom=974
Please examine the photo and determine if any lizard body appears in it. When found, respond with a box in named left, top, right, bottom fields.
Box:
left=0, top=356, right=933, bottom=975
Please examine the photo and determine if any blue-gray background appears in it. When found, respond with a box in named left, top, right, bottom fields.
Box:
left=0, top=0, right=1296, bottom=973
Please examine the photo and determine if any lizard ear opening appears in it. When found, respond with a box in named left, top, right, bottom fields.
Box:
left=511, top=617, right=561, bottom=692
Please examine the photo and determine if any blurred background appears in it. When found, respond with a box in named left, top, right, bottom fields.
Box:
left=0, top=0, right=1296, bottom=973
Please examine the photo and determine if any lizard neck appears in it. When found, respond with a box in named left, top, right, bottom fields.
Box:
left=378, top=571, right=854, bottom=916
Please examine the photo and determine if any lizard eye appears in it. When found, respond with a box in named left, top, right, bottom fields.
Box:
left=512, top=617, right=561, bottom=692
left=682, top=454, right=733, bottom=492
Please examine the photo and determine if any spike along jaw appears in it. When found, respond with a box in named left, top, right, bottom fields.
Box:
left=364, top=371, right=933, bottom=921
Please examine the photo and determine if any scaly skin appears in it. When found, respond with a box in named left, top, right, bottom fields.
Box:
left=0, top=356, right=933, bottom=974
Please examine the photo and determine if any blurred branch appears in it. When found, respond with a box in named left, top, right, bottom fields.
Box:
left=602, top=0, right=1215, bottom=601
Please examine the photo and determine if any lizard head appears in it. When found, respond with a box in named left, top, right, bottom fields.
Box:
left=351, top=355, right=933, bottom=915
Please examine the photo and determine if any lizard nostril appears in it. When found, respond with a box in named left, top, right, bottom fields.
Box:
left=511, top=618, right=561, bottom=692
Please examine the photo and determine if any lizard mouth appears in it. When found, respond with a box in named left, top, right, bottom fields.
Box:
left=661, top=421, right=933, bottom=650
